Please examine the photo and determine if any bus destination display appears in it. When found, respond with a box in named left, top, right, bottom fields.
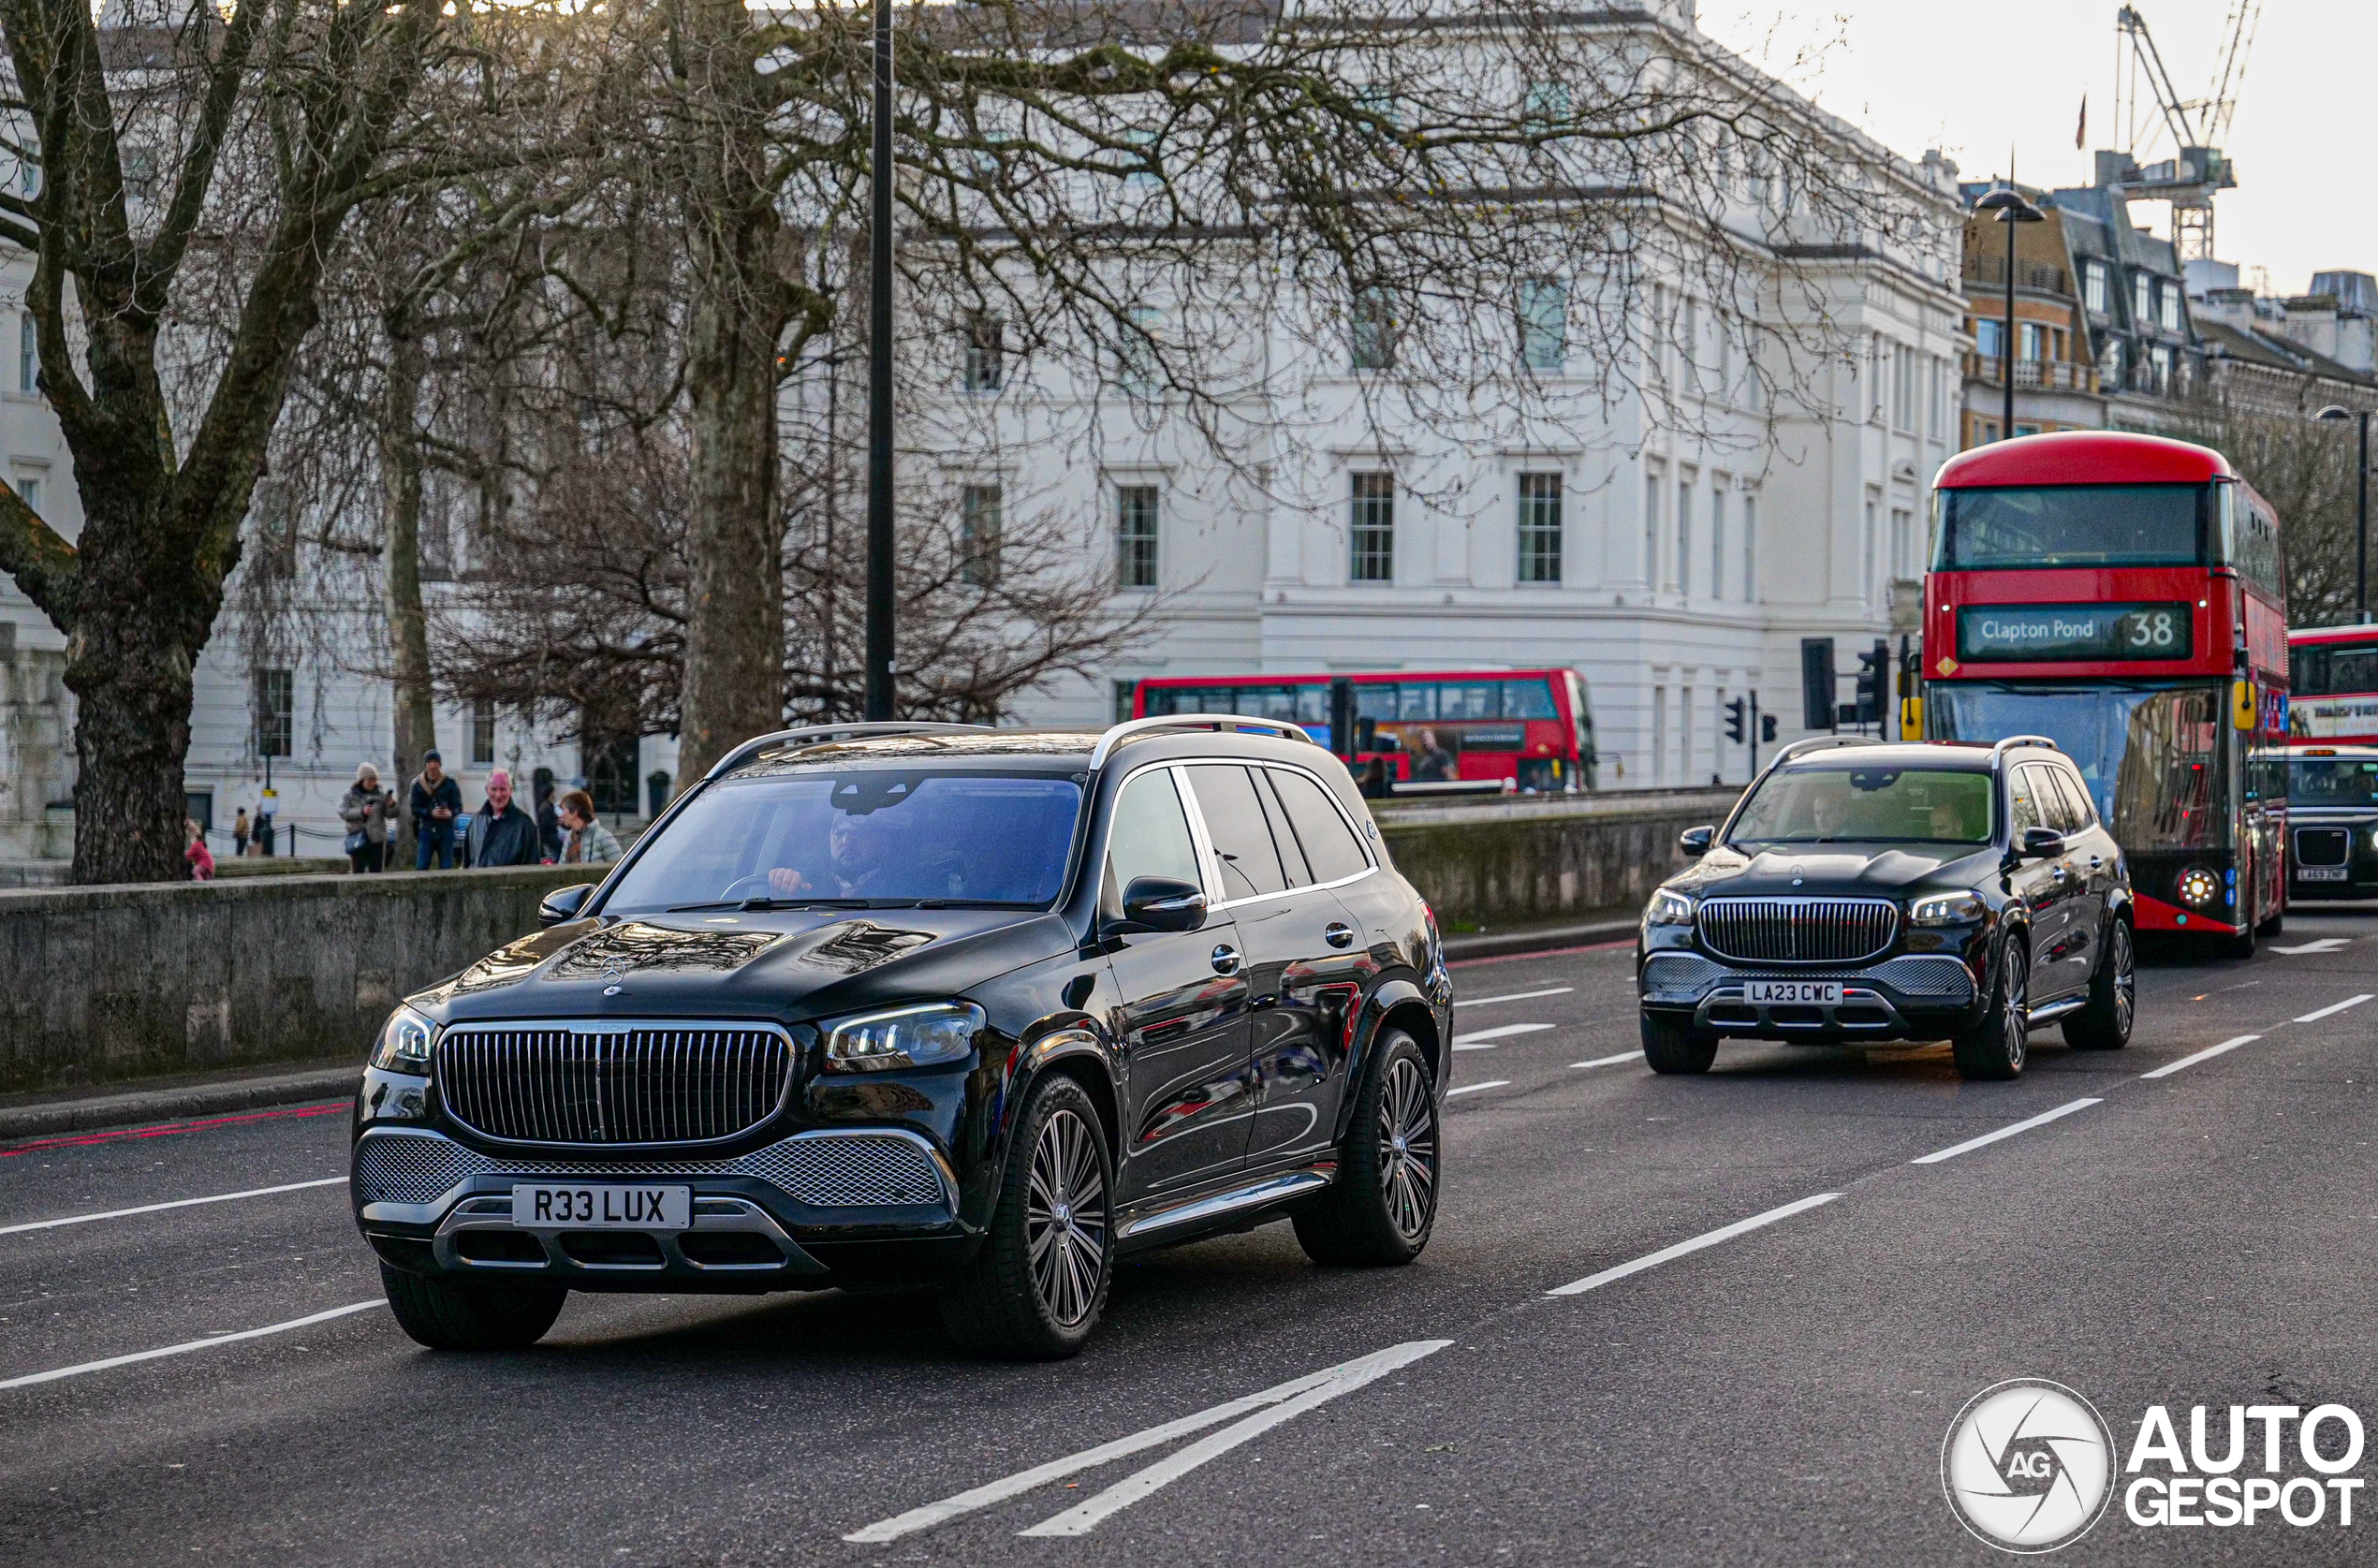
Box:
left=1957, top=602, right=2193, bottom=663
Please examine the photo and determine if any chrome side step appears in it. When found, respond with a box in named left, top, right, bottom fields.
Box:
left=2024, top=994, right=2089, bottom=1027
left=1119, top=1169, right=1331, bottom=1240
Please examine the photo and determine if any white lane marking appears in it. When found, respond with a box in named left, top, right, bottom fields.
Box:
left=844, top=1341, right=1449, bottom=1543
left=1570, top=1051, right=1638, bottom=1071
left=2296, top=993, right=2374, bottom=1024
left=0, top=1299, right=383, bottom=1391
left=1547, top=1193, right=1841, bottom=1297
left=0, top=1177, right=345, bottom=1238
left=1017, top=1341, right=1452, bottom=1536
left=2139, top=1034, right=2262, bottom=1080
left=1909, top=1098, right=2101, bottom=1165
left=1445, top=1080, right=1509, bottom=1098
left=2271, top=939, right=2352, bottom=955
left=1451, top=1023, right=1556, bottom=1049
left=1454, top=986, right=1575, bottom=1009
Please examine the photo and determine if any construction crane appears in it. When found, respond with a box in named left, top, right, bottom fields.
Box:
left=2103, top=3, right=2262, bottom=262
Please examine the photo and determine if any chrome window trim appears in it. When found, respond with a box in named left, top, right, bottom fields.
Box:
left=1101, top=759, right=1220, bottom=906
left=1177, top=760, right=1379, bottom=913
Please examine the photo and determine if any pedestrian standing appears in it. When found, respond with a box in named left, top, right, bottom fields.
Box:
left=231, top=807, right=250, bottom=858
left=534, top=781, right=564, bottom=862
left=185, top=819, right=215, bottom=882
left=465, top=769, right=544, bottom=868
left=340, top=762, right=399, bottom=873
left=1358, top=755, right=1394, bottom=799
left=409, top=750, right=462, bottom=870
left=556, top=789, right=623, bottom=866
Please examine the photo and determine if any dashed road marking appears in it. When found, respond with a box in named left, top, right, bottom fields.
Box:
left=1446, top=1080, right=1509, bottom=1098
left=1452, top=1023, right=1556, bottom=1049
left=2295, top=994, right=2373, bottom=1024
left=0, top=1300, right=383, bottom=1391
left=1547, top=1193, right=1841, bottom=1297
left=1909, top=1098, right=2100, bottom=1165
left=1454, top=987, right=1575, bottom=1009
left=2139, top=1034, right=2262, bottom=1080
left=0, top=1177, right=345, bottom=1238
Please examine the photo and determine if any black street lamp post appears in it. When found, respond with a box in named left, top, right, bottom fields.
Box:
left=1975, top=186, right=2046, bottom=440
left=2318, top=404, right=2372, bottom=623
left=863, top=0, right=897, bottom=720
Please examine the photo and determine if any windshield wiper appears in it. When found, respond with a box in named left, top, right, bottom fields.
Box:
left=664, top=897, right=873, bottom=913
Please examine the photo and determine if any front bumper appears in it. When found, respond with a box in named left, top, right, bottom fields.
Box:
left=1638, top=951, right=1983, bottom=1043
left=353, top=1125, right=973, bottom=1291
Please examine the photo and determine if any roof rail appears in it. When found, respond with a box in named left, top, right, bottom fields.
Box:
left=1769, top=734, right=1886, bottom=767
left=1088, top=714, right=1316, bottom=770
left=1989, top=734, right=2061, bottom=760
left=703, top=722, right=993, bottom=781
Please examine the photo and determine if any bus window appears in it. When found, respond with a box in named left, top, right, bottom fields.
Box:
left=1503, top=679, right=1558, bottom=718
left=1439, top=681, right=1499, bottom=719
left=1934, top=483, right=2205, bottom=570
left=2294, top=640, right=2378, bottom=697
left=1395, top=682, right=1437, bottom=720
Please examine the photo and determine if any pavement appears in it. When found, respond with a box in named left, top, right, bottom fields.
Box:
left=5, top=905, right=2378, bottom=1564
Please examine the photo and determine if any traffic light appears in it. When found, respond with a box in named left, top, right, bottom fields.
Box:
left=1724, top=696, right=1747, bottom=744
left=1760, top=713, right=1777, bottom=743
left=1853, top=640, right=1886, bottom=725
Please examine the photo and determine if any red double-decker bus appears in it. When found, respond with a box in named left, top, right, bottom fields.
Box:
left=2289, top=623, right=2378, bottom=743
left=1922, top=431, right=2292, bottom=952
left=1132, top=669, right=1596, bottom=791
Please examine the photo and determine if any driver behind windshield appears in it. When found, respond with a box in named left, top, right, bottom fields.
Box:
left=769, top=810, right=899, bottom=899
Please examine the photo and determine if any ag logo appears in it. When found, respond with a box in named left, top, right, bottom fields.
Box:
left=1942, top=1379, right=2115, bottom=1553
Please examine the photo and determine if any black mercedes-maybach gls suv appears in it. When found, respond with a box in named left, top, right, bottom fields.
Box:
left=1637, top=736, right=2136, bottom=1082
left=351, top=718, right=1452, bottom=1358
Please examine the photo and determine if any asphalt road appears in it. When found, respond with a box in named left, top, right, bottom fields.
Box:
left=7, top=908, right=2378, bottom=1565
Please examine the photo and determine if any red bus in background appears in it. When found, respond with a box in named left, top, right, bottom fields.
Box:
left=1133, top=669, right=1597, bottom=792
left=1922, top=431, right=2292, bottom=952
left=2289, top=623, right=2378, bottom=743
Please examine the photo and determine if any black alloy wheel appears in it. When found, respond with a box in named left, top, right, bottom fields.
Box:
left=940, top=1075, right=1113, bottom=1359
left=380, top=1264, right=567, bottom=1352
left=2063, top=917, right=2136, bottom=1051
left=1953, top=937, right=2031, bottom=1081
left=1294, top=1031, right=1440, bottom=1266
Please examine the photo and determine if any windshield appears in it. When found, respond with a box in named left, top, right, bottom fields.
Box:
left=2289, top=758, right=2378, bottom=808
left=2293, top=638, right=2378, bottom=697
left=1935, top=484, right=2205, bottom=570
left=1730, top=767, right=1993, bottom=846
left=1929, top=683, right=2228, bottom=853
left=603, top=770, right=1082, bottom=911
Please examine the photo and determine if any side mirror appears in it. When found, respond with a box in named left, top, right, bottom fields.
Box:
left=2018, top=827, right=2065, bottom=860
left=538, top=883, right=594, bottom=927
left=1678, top=825, right=1715, bottom=858
left=1120, top=876, right=1207, bottom=933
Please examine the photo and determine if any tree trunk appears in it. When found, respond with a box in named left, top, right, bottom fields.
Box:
left=672, top=0, right=787, bottom=784
left=381, top=311, right=436, bottom=860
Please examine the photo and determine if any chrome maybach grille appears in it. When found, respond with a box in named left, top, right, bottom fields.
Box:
left=434, top=1023, right=795, bottom=1145
left=1697, top=898, right=1899, bottom=965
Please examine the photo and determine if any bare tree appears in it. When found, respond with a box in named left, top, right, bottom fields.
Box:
left=2165, top=394, right=2372, bottom=628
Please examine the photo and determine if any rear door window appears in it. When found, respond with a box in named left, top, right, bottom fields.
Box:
left=1186, top=765, right=1289, bottom=901
left=2048, top=768, right=2096, bottom=829
left=1267, top=769, right=1372, bottom=884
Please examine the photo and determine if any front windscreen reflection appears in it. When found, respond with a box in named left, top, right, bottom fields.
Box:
left=605, top=770, right=1082, bottom=911
left=1731, top=766, right=1994, bottom=846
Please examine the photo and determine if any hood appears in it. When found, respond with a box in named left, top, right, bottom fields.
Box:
left=1667, top=843, right=1999, bottom=900
left=411, top=905, right=1070, bottom=1026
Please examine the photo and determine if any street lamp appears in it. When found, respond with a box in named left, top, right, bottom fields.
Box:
left=863, top=0, right=897, bottom=720
left=1974, top=186, right=2045, bottom=441
left=2317, top=403, right=2372, bottom=623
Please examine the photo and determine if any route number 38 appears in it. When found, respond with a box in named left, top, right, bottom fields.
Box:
left=2123, top=608, right=2180, bottom=649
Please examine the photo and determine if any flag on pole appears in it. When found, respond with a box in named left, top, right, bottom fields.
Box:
left=2076, top=94, right=2088, bottom=151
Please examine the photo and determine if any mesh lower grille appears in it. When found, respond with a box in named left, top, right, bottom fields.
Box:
left=1637, top=953, right=1973, bottom=1004
left=1641, top=954, right=1726, bottom=997
left=353, top=1131, right=947, bottom=1209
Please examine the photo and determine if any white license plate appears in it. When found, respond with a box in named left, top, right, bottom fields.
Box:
left=1745, top=980, right=1842, bottom=1005
left=2297, top=866, right=2350, bottom=882
left=509, top=1183, right=691, bottom=1230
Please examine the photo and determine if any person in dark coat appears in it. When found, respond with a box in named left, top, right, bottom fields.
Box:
left=409, top=751, right=463, bottom=870
left=534, top=780, right=564, bottom=862
left=1358, top=756, right=1393, bottom=799
left=465, top=769, right=544, bottom=868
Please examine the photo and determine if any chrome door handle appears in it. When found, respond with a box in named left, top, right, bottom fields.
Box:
left=1325, top=922, right=1356, bottom=949
left=1211, top=945, right=1241, bottom=975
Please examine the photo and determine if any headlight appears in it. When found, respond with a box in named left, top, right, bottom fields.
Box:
left=822, top=1002, right=984, bottom=1073
left=370, top=1004, right=437, bottom=1073
left=1645, top=888, right=1696, bottom=927
left=2176, top=866, right=2222, bottom=909
left=1909, top=892, right=1986, bottom=927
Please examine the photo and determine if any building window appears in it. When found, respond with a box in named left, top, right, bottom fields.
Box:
left=2084, top=260, right=2108, bottom=315
left=1893, top=343, right=1916, bottom=429
left=1350, top=287, right=1397, bottom=372
left=2018, top=322, right=2045, bottom=362
left=1112, top=679, right=1138, bottom=723
left=1115, top=484, right=1159, bottom=590
left=2150, top=344, right=2175, bottom=395
left=254, top=667, right=293, bottom=759
left=2158, top=283, right=2180, bottom=332
left=960, top=484, right=1003, bottom=585
left=1709, top=486, right=1727, bottom=600
left=1652, top=686, right=1668, bottom=786
left=1681, top=297, right=1700, bottom=391
left=1349, top=473, right=1394, bottom=582
left=962, top=314, right=1004, bottom=392
left=1522, top=81, right=1570, bottom=125
left=1890, top=506, right=1915, bottom=580
left=1674, top=476, right=1694, bottom=593
left=1861, top=497, right=1878, bottom=604
left=1642, top=465, right=1663, bottom=585
left=16, top=315, right=32, bottom=394
left=2134, top=271, right=2153, bottom=324
left=9, top=469, right=40, bottom=516
left=1516, top=473, right=1562, bottom=583
left=2099, top=338, right=2123, bottom=388
left=1974, top=318, right=2004, bottom=363
left=1741, top=493, right=1756, bottom=598
left=1518, top=277, right=1566, bottom=372
left=470, top=697, right=496, bottom=767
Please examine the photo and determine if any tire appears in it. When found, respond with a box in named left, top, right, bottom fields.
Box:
left=938, top=1075, right=1113, bottom=1359
left=1293, top=1032, right=1439, bottom=1267
left=2220, top=912, right=2256, bottom=960
left=2062, top=917, right=2135, bottom=1051
left=2257, top=906, right=2284, bottom=937
left=1952, top=937, right=2031, bottom=1081
left=379, top=1263, right=565, bottom=1351
left=1639, top=1010, right=1719, bottom=1075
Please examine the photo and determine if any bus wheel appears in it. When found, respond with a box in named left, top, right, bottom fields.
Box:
left=2221, top=915, right=2256, bottom=960
left=2257, top=906, right=2283, bottom=937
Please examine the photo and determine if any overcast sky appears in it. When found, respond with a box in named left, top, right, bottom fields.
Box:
left=1701, top=2, right=2371, bottom=296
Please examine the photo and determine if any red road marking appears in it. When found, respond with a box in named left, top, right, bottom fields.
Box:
left=0, top=1101, right=349, bottom=1157
left=1450, top=938, right=1632, bottom=969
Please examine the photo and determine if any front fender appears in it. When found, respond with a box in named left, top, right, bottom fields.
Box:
left=964, top=1019, right=1122, bottom=1232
